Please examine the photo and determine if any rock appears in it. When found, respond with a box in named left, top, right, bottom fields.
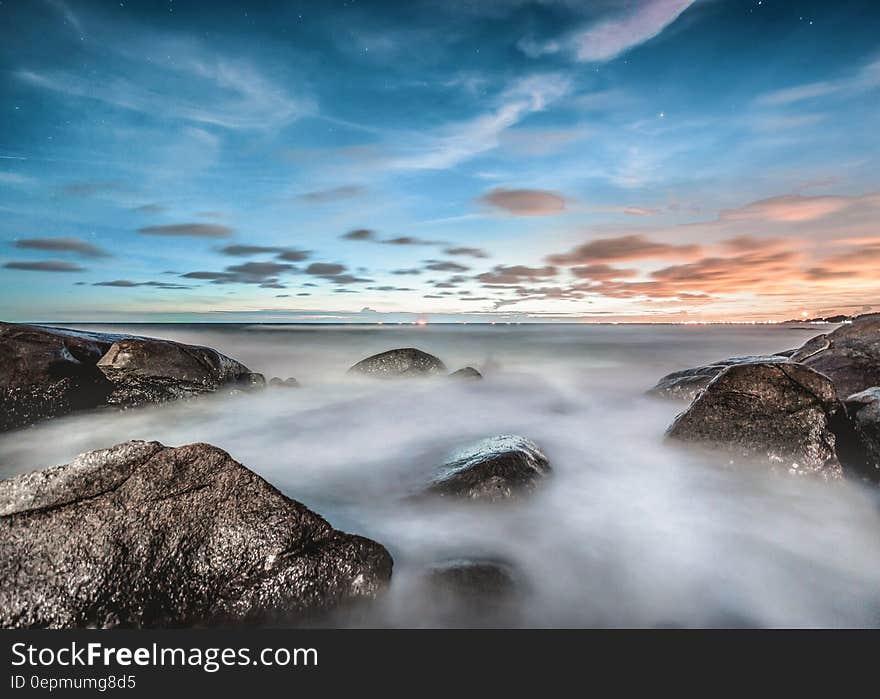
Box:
left=666, top=362, right=846, bottom=478
left=843, top=388, right=880, bottom=483
left=0, top=323, right=265, bottom=428
left=97, top=338, right=262, bottom=406
left=790, top=315, right=880, bottom=397
left=425, top=559, right=517, bottom=599
left=648, top=353, right=792, bottom=401
left=269, top=377, right=300, bottom=388
left=449, top=367, right=482, bottom=380
left=422, top=435, right=551, bottom=501
left=0, top=323, right=118, bottom=430
left=347, top=348, right=447, bottom=378
left=0, top=440, right=392, bottom=628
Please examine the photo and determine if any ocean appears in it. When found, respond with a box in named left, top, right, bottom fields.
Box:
left=2, top=322, right=879, bottom=627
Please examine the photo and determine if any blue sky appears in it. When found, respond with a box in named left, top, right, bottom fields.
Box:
left=1, top=0, right=879, bottom=322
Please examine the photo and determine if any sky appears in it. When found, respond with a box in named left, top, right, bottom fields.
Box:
left=1, top=0, right=879, bottom=323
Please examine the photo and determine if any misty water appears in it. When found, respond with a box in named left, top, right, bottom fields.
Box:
left=2, top=323, right=879, bottom=628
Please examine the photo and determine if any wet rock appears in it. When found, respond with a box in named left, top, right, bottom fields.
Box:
left=348, top=348, right=447, bottom=378
left=425, top=559, right=517, bottom=599
left=269, top=377, right=300, bottom=388
left=423, top=435, right=551, bottom=501
left=449, top=366, right=482, bottom=380
left=97, top=338, right=262, bottom=406
left=648, top=353, right=792, bottom=401
left=0, top=440, right=392, bottom=628
left=790, top=315, right=880, bottom=397
left=843, top=388, right=880, bottom=483
left=666, top=362, right=845, bottom=478
left=0, top=323, right=119, bottom=430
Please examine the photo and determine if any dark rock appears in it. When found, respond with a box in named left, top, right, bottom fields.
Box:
left=269, top=377, right=300, bottom=388
left=666, top=362, right=845, bottom=478
left=0, top=440, right=392, bottom=628
left=843, top=388, right=880, bottom=483
left=425, top=559, right=517, bottom=599
left=423, top=435, right=551, bottom=501
left=0, top=323, right=119, bottom=430
left=97, top=338, right=260, bottom=406
left=0, top=323, right=264, bottom=428
left=449, top=366, right=482, bottom=380
left=648, top=353, right=792, bottom=401
left=790, top=315, right=880, bottom=397
left=347, top=348, right=447, bottom=378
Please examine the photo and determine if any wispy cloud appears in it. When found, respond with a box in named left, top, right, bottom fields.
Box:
left=519, top=1, right=695, bottom=62
left=755, top=57, right=880, bottom=106
left=297, top=185, right=366, bottom=203
left=17, top=35, right=312, bottom=131
left=387, top=74, right=572, bottom=170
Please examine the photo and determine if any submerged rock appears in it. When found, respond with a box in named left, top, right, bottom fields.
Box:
left=666, top=362, right=845, bottom=478
left=648, top=353, right=792, bottom=401
left=449, top=366, right=482, bottom=380
left=348, top=348, right=447, bottom=378
left=423, top=435, right=551, bottom=501
left=843, top=388, right=880, bottom=483
left=0, top=323, right=119, bottom=431
left=790, top=315, right=880, bottom=397
left=0, top=440, right=392, bottom=628
left=425, top=559, right=518, bottom=599
left=269, top=377, right=300, bottom=388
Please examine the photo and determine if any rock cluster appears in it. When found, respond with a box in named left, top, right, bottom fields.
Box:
left=660, top=314, right=880, bottom=483
left=0, top=323, right=263, bottom=430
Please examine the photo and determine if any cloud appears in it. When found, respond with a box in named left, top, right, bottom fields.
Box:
left=132, top=203, right=166, bottom=214
left=298, top=185, right=365, bottom=203
left=60, top=180, right=128, bottom=197
left=388, top=73, right=572, bottom=170
left=216, top=245, right=310, bottom=262
left=548, top=234, right=701, bottom=265
left=342, top=229, right=376, bottom=241
left=520, top=1, right=695, bottom=62
left=305, top=263, right=347, bottom=276
left=477, top=265, right=557, bottom=286
left=424, top=260, right=470, bottom=272
left=570, top=264, right=638, bottom=280
left=17, top=35, right=312, bottom=131
left=138, top=223, right=233, bottom=238
left=182, top=260, right=297, bottom=286
left=755, top=58, right=880, bottom=106
left=480, top=187, right=567, bottom=216
left=93, top=280, right=191, bottom=289
left=382, top=236, right=444, bottom=246
left=445, top=247, right=489, bottom=258
left=4, top=260, right=85, bottom=272
left=718, top=195, right=850, bottom=223
left=14, top=237, right=109, bottom=258
left=391, top=268, right=422, bottom=275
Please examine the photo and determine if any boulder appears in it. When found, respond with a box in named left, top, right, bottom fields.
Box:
left=843, top=388, right=880, bottom=483
left=449, top=367, right=482, bottom=380
left=666, top=362, right=846, bottom=478
left=0, top=323, right=119, bottom=430
left=425, top=559, right=517, bottom=600
left=648, top=353, right=792, bottom=401
left=97, top=338, right=263, bottom=406
left=347, top=348, right=446, bottom=378
left=269, top=377, right=300, bottom=388
left=790, top=315, right=880, bottom=397
left=422, top=435, right=551, bottom=501
left=0, top=441, right=392, bottom=628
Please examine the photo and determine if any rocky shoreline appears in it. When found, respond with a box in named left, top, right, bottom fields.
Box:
left=1, top=315, right=878, bottom=627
